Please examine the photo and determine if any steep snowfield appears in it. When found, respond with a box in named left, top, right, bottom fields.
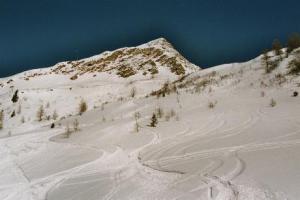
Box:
left=0, top=40, right=300, bottom=200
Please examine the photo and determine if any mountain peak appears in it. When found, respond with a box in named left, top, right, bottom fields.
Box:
left=21, top=38, right=200, bottom=81
left=145, top=37, right=171, bottom=47
left=140, top=38, right=176, bottom=53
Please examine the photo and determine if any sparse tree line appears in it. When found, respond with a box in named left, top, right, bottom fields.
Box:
left=37, top=99, right=88, bottom=122
left=268, top=33, right=300, bottom=57
left=262, top=33, right=300, bottom=74
left=133, top=106, right=179, bottom=133
left=147, top=107, right=178, bottom=128
left=3, top=87, right=89, bottom=129
left=36, top=105, right=59, bottom=122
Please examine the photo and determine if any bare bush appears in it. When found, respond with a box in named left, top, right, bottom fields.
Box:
left=134, top=112, right=141, bottom=132
left=165, top=109, right=176, bottom=121
left=0, top=110, right=3, bottom=129
left=151, top=81, right=171, bottom=98
left=117, top=65, right=136, bottom=78
left=265, top=59, right=280, bottom=73
left=208, top=101, right=217, bottom=109
left=287, top=58, right=300, bottom=75
left=195, top=79, right=210, bottom=93
left=52, top=110, right=58, bottom=120
left=272, top=39, right=283, bottom=56
left=21, top=116, right=25, bottom=123
left=79, top=99, right=88, bottom=115
left=274, top=73, right=287, bottom=85
left=36, top=105, right=45, bottom=121
left=270, top=98, right=277, bottom=107
left=134, top=111, right=141, bottom=120
left=73, top=119, right=80, bottom=132
left=156, top=107, right=164, bottom=118
left=130, top=87, right=136, bottom=98
left=260, top=81, right=268, bottom=88
left=65, top=124, right=72, bottom=138
left=17, top=104, right=22, bottom=114
left=261, top=49, right=270, bottom=71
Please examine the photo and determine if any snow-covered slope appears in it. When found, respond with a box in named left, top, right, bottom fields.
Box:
left=0, top=40, right=300, bottom=200
left=0, top=38, right=199, bottom=133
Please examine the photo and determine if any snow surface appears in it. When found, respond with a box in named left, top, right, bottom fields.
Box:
left=0, top=40, right=300, bottom=200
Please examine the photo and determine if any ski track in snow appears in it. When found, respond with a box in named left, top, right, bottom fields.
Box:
left=0, top=129, right=105, bottom=200
left=1, top=101, right=299, bottom=200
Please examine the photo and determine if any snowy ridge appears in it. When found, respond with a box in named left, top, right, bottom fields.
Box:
left=1, top=38, right=198, bottom=83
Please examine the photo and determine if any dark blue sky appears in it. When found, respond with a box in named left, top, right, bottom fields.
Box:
left=1, top=0, right=300, bottom=77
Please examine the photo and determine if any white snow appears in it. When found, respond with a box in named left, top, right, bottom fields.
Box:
left=0, top=40, right=300, bottom=200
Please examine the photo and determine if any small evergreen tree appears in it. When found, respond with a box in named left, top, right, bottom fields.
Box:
left=10, top=110, right=16, bottom=118
left=149, top=113, right=158, bottom=127
left=11, top=90, right=19, bottom=103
